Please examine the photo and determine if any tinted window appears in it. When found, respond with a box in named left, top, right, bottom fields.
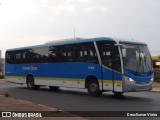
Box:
left=97, top=41, right=121, bottom=72
left=58, top=44, right=77, bottom=62
left=32, top=47, right=45, bottom=63
left=6, top=42, right=98, bottom=64
left=25, top=49, right=34, bottom=63
left=97, top=41, right=114, bottom=68
left=77, top=42, right=98, bottom=63
left=6, top=48, right=43, bottom=64
left=45, top=46, right=59, bottom=62
left=6, top=51, right=13, bottom=64
left=6, top=50, right=26, bottom=64
left=45, top=44, right=77, bottom=62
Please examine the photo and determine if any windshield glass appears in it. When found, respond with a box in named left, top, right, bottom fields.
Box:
left=121, top=44, right=152, bottom=75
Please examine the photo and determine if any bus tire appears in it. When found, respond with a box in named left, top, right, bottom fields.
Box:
left=49, top=86, right=59, bottom=91
left=113, top=91, right=123, bottom=96
left=26, top=76, right=40, bottom=89
left=87, top=78, right=102, bottom=96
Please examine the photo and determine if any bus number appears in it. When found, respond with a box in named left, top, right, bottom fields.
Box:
left=88, top=66, right=94, bottom=70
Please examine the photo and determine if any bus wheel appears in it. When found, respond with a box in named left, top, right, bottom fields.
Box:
left=113, top=91, right=123, bottom=96
left=49, top=86, right=59, bottom=91
left=87, top=79, right=102, bottom=96
left=26, top=76, right=40, bottom=89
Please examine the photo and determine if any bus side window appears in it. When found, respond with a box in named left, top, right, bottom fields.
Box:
left=97, top=41, right=114, bottom=68
left=46, top=44, right=77, bottom=63
left=32, top=47, right=45, bottom=63
left=60, top=44, right=77, bottom=62
left=25, top=49, right=34, bottom=63
left=15, top=52, right=21, bottom=63
left=12, top=50, right=22, bottom=64
left=6, top=51, right=13, bottom=64
left=47, top=46, right=58, bottom=62
left=77, top=42, right=98, bottom=63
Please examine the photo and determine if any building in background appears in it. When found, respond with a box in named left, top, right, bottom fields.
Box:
left=151, top=51, right=160, bottom=82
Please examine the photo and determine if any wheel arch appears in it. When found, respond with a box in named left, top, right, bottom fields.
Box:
left=26, top=74, right=34, bottom=83
left=26, top=74, right=40, bottom=89
left=85, top=75, right=99, bottom=88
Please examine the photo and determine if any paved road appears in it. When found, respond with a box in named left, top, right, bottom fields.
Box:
left=0, top=81, right=160, bottom=120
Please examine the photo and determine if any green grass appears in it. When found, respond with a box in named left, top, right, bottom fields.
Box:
left=153, top=82, right=160, bottom=89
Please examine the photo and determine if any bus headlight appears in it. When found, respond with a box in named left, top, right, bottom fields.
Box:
left=125, top=76, right=134, bottom=82
left=151, top=78, right=154, bottom=81
left=129, top=78, right=134, bottom=82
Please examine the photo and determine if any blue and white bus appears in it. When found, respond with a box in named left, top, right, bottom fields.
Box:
left=5, top=37, right=153, bottom=96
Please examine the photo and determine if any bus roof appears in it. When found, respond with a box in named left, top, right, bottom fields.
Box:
left=6, top=37, right=147, bottom=51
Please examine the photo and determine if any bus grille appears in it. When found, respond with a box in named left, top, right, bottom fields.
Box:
left=135, top=81, right=151, bottom=85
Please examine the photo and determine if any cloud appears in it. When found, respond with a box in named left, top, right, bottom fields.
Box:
left=65, top=4, right=76, bottom=12
left=46, top=0, right=109, bottom=15
left=86, top=7, right=94, bottom=11
left=1, top=0, right=160, bottom=57
left=101, top=7, right=108, bottom=11
left=0, top=0, right=38, bottom=24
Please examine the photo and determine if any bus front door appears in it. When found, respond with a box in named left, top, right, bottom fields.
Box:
left=97, top=41, right=123, bottom=92
left=112, top=46, right=123, bottom=93
left=101, top=45, right=123, bottom=92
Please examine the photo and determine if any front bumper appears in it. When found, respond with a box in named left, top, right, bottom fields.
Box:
left=123, top=76, right=153, bottom=92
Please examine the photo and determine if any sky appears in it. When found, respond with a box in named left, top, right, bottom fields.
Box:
left=0, top=0, right=160, bottom=57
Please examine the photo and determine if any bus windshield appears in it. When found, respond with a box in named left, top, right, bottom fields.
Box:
left=121, top=44, right=152, bottom=75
